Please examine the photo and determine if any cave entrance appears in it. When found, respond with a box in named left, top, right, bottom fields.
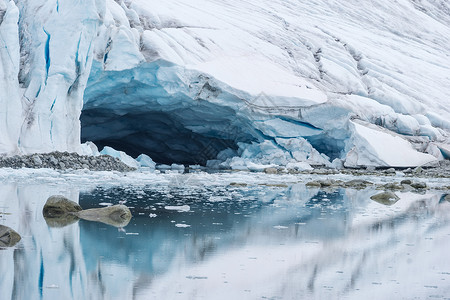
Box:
left=80, top=108, right=250, bottom=165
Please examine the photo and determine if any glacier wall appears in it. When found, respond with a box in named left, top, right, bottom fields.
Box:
left=1, top=0, right=450, bottom=167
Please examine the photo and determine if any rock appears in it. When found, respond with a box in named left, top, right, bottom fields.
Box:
left=400, top=179, right=412, bottom=185
left=384, top=168, right=396, bottom=174
left=259, top=183, right=289, bottom=187
left=318, top=179, right=335, bottom=187
left=381, top=183, right=404, bottom=190
left=0, top=225, right=21, bottom=247
left=312, top=168, right=335, bottom=175
left=445, top=194, right=450, bottom=202
left=305, top=181, right=321, bottom=188
left=344, top=179, right=373, bottom=189
left=370, top=191, right=400, bottom=205
left=32, top=155, right=42, bottom=166
left=43, top=195, right=82, bottom=218
left=410, top=182, right=427, bottom=189
left=43, top=196, right=132, bottom=228
left=287, top=168, right=299, bottom=174
left=264, top=167, right=278, bottom=174
left=306, top=179, right=341, bottom=188
left=413, top=166, right=423, bottom=174
left=230, top=182, right=248, bottom=187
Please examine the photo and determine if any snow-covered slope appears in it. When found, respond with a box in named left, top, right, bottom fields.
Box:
left=1, top=0, right=449, bottom=167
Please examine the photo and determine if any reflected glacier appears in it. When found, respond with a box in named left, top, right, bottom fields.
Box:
left=1, top=180, right=449, bottom=299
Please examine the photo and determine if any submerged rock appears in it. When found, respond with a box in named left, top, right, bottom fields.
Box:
left=0, top=225, right=21, bottom=247
left=43, top=196, right=132, bottom=228
left=370, top=191, right=400, bottom=205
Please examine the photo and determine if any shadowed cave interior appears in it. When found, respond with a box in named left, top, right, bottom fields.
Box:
left=80, top=108, right=255, bottom=165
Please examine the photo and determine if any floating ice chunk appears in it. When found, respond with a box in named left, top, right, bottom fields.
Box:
left=165, top=205, right=190, bottom=212
left=79, top=141, right=100, bottom=156
left=171, top=163, right=185, bottom=171
left=100, top=146, right=139, bottom=169
left=273, top=225, right=288, bottom=230
left=205, top=160, right=222, bottom=169
left=175, top=223, right=191, bottom=228
left=285, top=162, right=313, bottom=171
left=246, top=162, right=277, bottom=172
left=330, top=158, right=344, bottom=169
left=275, top=138, right=330, bottom=166
left=208, top=196, right=225, bottom=202
left=136, top=154, right=156, bottom=169
left=189, top=165, right=202, bottom=170
left=156, top=164, right=171, bottom=170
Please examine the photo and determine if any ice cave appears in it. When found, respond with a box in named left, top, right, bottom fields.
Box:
left=0, top=0, right=449, bottom=168
left=80, top=61, right=259, bottom=165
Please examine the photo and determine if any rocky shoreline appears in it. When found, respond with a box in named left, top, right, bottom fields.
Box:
left=0, top=152, right=449, bottom=180
left=0, top=152, right=136, bottom=172
left=263, top=160, right=450, bottom=178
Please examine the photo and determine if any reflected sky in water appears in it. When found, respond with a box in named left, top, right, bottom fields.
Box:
left=1, top=179, right=449, bottom=299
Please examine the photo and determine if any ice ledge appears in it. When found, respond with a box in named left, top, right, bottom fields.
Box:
left=345, top=121, right=437, bottom=168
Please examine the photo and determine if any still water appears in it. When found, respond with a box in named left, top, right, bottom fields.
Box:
left=1, top=178, right=449, bottom=299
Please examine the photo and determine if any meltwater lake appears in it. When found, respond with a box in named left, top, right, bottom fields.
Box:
left=1, top=171, right=449, bottom=299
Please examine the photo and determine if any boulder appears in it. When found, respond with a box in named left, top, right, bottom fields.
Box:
left=410, top=182, right=427, bottom=189
left=370, top=191, right=400, bottom=205
left=43, top=196, right=132, bottom=228
left=344, top=179, right=373, bottom=189
left=43, top=195, right=82, bottom=218
left=400, top=179, right=412, bottom=185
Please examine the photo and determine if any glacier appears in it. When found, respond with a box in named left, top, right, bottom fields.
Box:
left=0, top=0, right=450, bottom=168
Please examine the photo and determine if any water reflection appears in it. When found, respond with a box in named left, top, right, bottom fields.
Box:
left=0, top=181, right=449, bottom=299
